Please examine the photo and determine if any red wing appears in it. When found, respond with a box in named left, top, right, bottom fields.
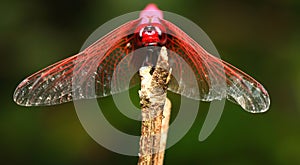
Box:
left=161, top=19, right=270, bottom=113
left=13, top=19, right=141, bottom=106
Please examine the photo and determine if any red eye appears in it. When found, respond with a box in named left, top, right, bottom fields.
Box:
left=135, top=24, right=166, bottom=46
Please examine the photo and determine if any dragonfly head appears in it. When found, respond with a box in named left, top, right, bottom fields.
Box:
left=135, top=24, right=166, bottom=47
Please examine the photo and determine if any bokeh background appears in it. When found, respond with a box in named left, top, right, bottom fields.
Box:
left=1, top=0, right=300, bottom=164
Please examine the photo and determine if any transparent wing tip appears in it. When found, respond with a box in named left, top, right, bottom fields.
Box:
left=13, top=78, right=51, bottom=107
left=13, top=86, right=31, bottom=107
left=227, top=83, right=270, bottom=114
left=240, top=94, right=270, bottom=113
left=13, top=79, right=37, bottom=107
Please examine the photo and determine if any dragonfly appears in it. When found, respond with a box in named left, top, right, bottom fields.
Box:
left=13, top=4, right=270, bottom=113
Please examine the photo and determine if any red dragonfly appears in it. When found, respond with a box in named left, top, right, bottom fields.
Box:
left=13, top=4, right=270, bottom=113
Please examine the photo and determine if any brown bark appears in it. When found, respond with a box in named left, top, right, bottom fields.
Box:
left=138, top=47, right=171, bottom=165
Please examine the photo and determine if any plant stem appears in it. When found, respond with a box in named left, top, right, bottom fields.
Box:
left=138, top=47, right=171, bottom=165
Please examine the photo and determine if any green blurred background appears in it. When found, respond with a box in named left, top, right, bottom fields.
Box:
left=1, top=0, right=300, bottom=164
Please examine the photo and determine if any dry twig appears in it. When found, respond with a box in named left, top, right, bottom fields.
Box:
left=138, top=47, right=172, bottom=165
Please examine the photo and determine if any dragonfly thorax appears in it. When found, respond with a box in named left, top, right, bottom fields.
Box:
left=135, top=24, right=166, bottom=46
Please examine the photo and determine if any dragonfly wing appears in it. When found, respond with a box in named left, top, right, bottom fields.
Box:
left=161, top=19, right=270, bottom=113
left=13, top=55, right=79, bottom=106
left=13, top=19, right=140, bottom=106
left=221, top=61, right=270, bottom=113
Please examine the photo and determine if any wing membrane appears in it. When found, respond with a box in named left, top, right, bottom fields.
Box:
left=13, top=19, right=140, bottom=106
left=161, top=19, right=270, bottom=113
